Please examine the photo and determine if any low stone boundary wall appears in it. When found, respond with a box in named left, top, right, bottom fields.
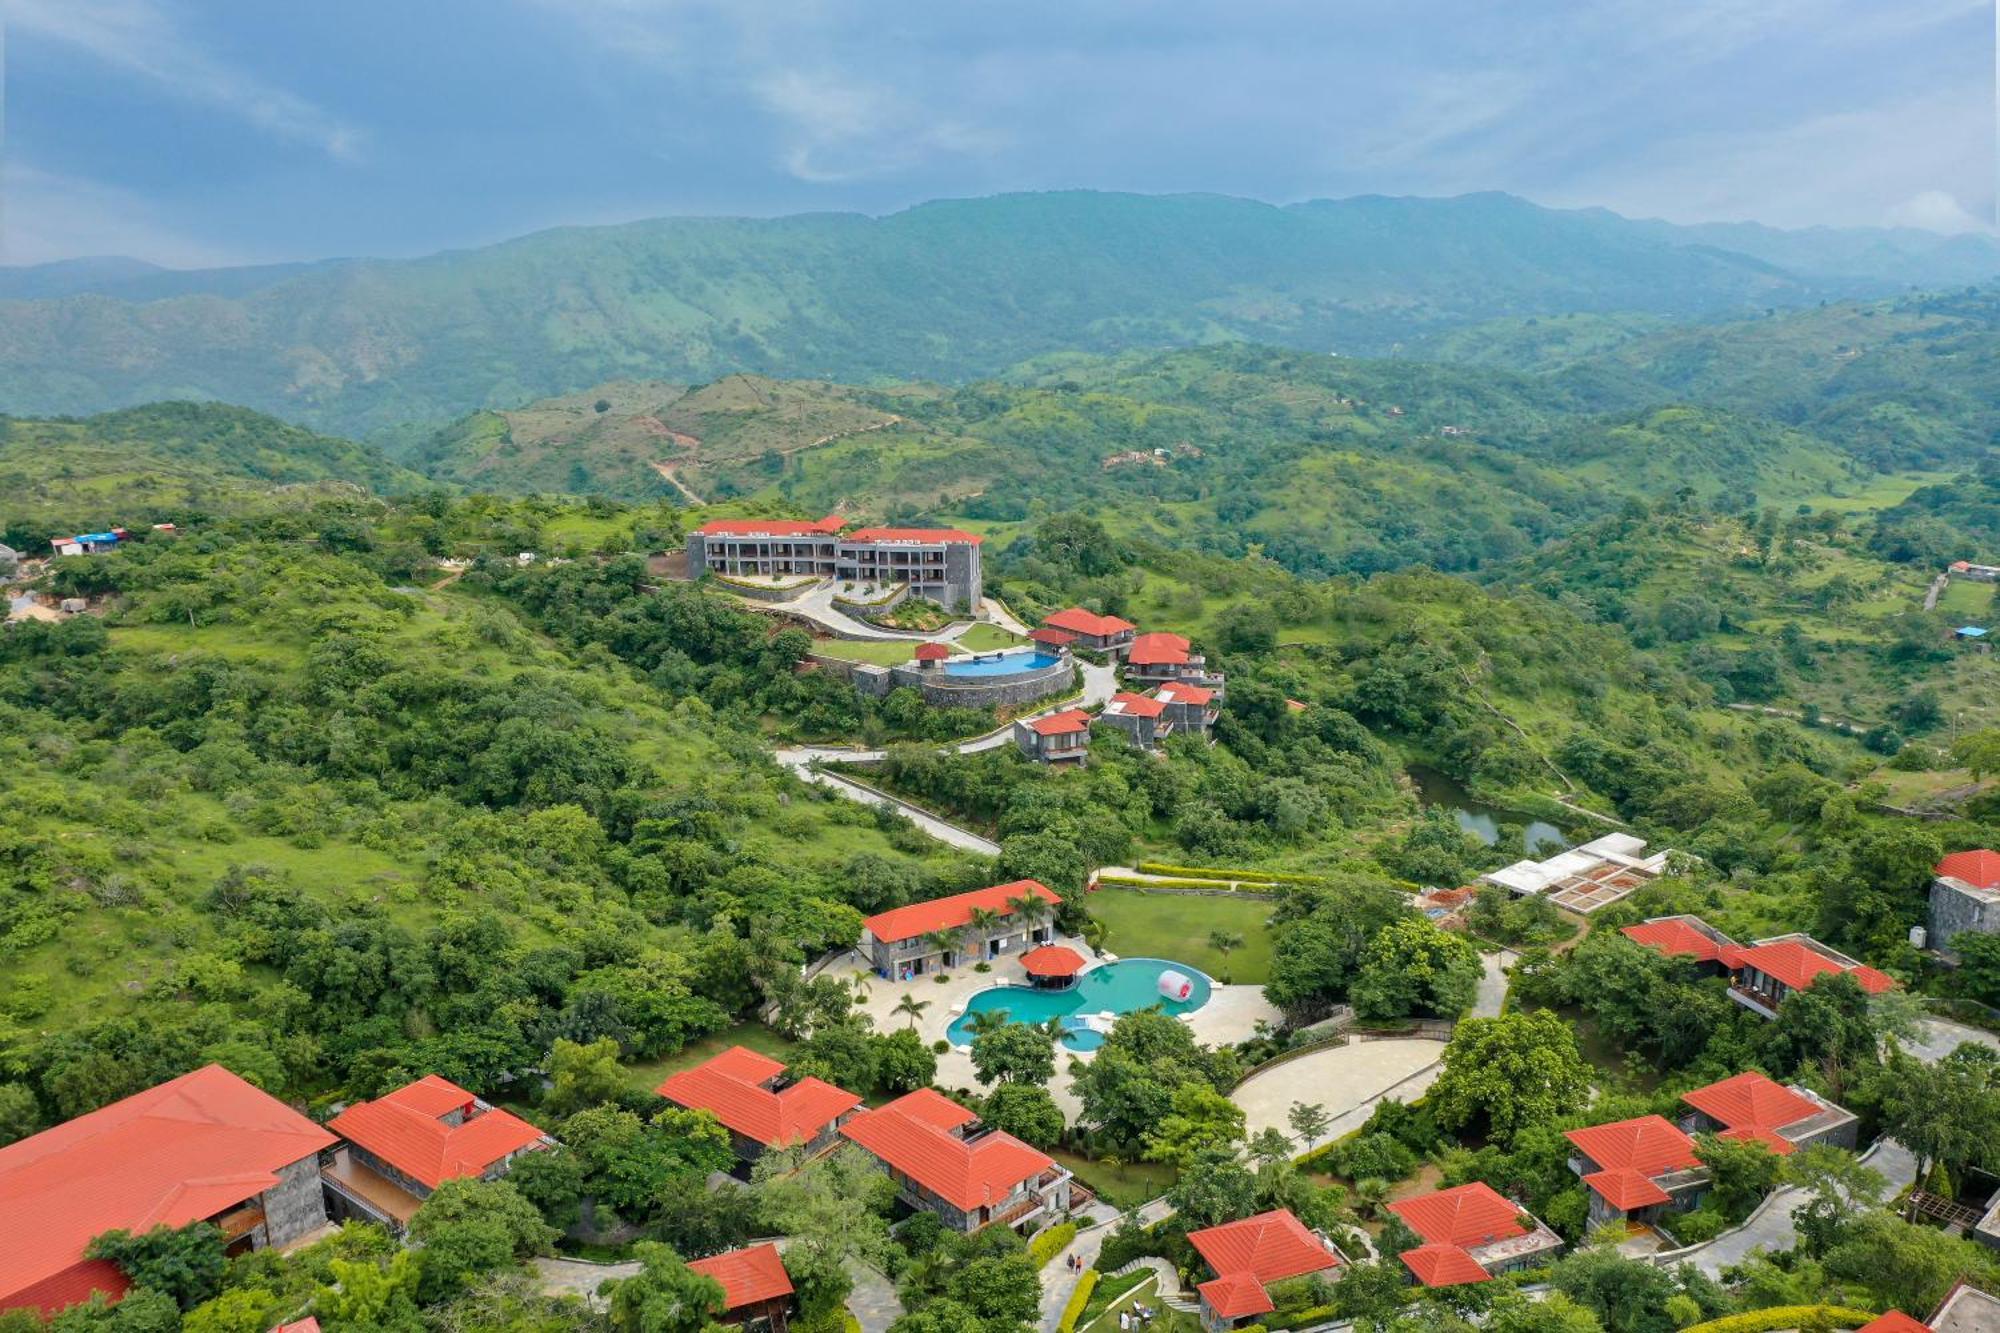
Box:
left=905, top=657, right=1074, bottom=710
left=712, top=574, right=817, bottom=602
left=834, top=583, right=911, bottom=621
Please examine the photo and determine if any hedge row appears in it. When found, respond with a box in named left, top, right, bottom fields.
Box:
left=1097, top=875, right=1257, bottom=892
left=1263, top=1304, right=1336, bottom=1330
left=1057, top=1271, right=1099, bottom=1333
left=1681, top=1306, right=1880, bottom=1333
left=1136, top=862, right=1322, bottom=884
left=1031, top=1222, right=1079, bottom=1268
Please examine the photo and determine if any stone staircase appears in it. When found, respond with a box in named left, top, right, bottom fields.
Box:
left=1107, top=1258, right=1201, bottom=1314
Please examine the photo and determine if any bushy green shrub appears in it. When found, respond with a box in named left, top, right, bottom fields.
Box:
left=1057, top=1271, right=1098, bottom=1333
left=1679, top=1306, right=1879, bottom=1333
left=1031, top=1222, right=1079, bottom=1268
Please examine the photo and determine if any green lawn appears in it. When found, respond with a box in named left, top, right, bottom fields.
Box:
left=1939, top=579, right=1995, bottom=621
left=622, top=1022, right=804, bottom=1097
left=958, top=623, right=1025, bottom=652
left=1048, top=1147, right=1177, bottom=1210
left=811, top=638, right=920, bottom=666
left=1085, top=887, right=1275, bottom=984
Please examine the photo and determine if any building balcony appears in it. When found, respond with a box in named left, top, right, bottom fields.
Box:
left=211, top=1202, right=266, bottom=1243
left=1727, top=985, right=1782, bottom=1019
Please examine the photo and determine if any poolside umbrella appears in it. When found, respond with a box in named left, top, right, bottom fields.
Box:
left=1020, top=945, right=1087, bottom=985
left=1157, top=969, right=1194, bottom=1002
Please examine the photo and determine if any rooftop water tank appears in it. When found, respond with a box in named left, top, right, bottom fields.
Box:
left=1157, top=969, right=1194, bottom=1002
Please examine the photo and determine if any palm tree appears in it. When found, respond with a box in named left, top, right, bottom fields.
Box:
left=1009, top=892, right=1055, bottom=940
left=967, top=906, right=1003, bottom=959
left=1208, top=929, right=1244, bottom=958
left=966, top=1009, right=1012, bottom=1040
left=924, top=928, right=962, bottom=969
left=893, top=994, right=932, bottom=1029
left=1354, top=1177, right=1392, bottom=1220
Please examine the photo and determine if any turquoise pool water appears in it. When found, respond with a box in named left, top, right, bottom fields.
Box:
left=945, top=958, right=1212, bottom=1051
left=942, top=649, right=1061, bottom=678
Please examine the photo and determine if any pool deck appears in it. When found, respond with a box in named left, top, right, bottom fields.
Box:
left=832, top=940, right=1279, bottom=1118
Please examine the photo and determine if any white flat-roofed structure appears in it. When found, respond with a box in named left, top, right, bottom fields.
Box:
left=1481, top=833, right=1671, bottom=914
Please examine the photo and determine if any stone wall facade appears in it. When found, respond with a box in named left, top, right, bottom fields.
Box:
left=258, top=1153, right=330, bottom=1249
left=1930, top=877, right=2000, bottom=954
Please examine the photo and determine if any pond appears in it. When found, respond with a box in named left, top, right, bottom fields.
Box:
left=1408, top=765, right=1569, bottom=855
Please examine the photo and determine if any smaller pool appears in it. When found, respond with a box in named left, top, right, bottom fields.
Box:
left=946, top=958, right=1212, bottom=1051
left=942, top=649, right=1061, bottom=678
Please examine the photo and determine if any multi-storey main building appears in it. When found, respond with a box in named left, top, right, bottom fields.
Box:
left=685, top=517, right=984, bottom=612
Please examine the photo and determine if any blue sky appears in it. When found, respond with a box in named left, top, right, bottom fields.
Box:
left=2, top=0, right=1992, bottom=266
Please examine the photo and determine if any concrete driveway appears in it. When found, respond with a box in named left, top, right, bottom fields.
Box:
left=1232, top=1038, right=1447, bottom=1151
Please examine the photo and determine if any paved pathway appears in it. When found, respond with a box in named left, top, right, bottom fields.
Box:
left=1233, top=1039, right=1447, bottom=1150
left=1678, top=1138, right=1916, bottom=1275
left=1038, top=1200, right=1179, bottom=1333
left=844, top=1259, right=904, bottom=1333
left=533, top=1256, right=640, bottom=1304
left=1904, top=1015, right=2000, bottom=1063
left=1472, top=950, right=1514, bottom=1018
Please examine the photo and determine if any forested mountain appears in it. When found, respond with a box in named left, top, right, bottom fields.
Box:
left=0, top=190, right=1979, bottom=437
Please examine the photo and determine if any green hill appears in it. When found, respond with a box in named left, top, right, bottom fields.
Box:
left=0, top=191, right=1914, bottom=437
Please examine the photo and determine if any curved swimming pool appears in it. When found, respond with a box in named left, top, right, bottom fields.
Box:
left=942, top=649, right=1062, bottom=678
left=945, top=958, right=1213, bottom=1052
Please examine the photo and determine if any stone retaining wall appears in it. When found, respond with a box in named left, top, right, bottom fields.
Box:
left=834, top=583, right=911, bottom=622
left=896, top=657, right=1075, bottom=710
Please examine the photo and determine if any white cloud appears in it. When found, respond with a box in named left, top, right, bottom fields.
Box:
left=0, top=161, right=240, bottom=264
left=1887, top=189, right=1993, bottom=235
left=2, top=0, right=362, bottom=160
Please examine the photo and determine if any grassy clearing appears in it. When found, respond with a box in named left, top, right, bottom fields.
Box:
left=958, top=623, right=1026, bottom=652
left=1939, top=579, right=1995, bottom=621
left=1048, top=1148, right=1177, bottom=1211
left=811, top=638, right=920, bottom=666
left=1085, top=887, right=1276, bottom=984
left=622, top=1022, right=805, bottom=1096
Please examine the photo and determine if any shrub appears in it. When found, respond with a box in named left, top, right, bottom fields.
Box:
left=1679, top=1306, right=1879, bottom=1333
left=1264, top=1307, right=1336, bottom=1331
left=1136, top=863, right=1324, bottom=884
left=932, top=1039, right=951, bottom=1054
left=1057, top=1271, right=1098, bottom=1333
left=1329, top=1132, right=1416, bottom=1181
left=1031, top=1222, right=1079, bottom=1268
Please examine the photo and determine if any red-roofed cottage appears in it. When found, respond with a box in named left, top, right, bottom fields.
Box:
left=1123, top=631, right=1226, bottom=695
left=840, top=1090, right=1070, bottom=1232
left=658, top=1047, right=861, bottom=1165
left=1931, top=850, right=2000, bottom=955
left=1186, top=1209, right=1346, bottom=1330
left=687, top=1242, right=796, bottom=1331
left=1387, top=1183, right=1562, bottom=1287
left=0, top=1065, right=336, bottom=1316
left=1622, top=916, right=1896, bottom=1019
left=1013, top=708, right=1093, bottom=765
left=1098, top=691, right=1173, bottom=749
left=324, top=1076, right=552, bottom=1231
left=1154, top=682, right=1219, bottom=738
left=863, top=881, right=1061, bottom=978
left=1042, top=608, right=1136, bottom=653
left=1619, top=915, right=1741, bottom=973
left=1678, top=1071, right=1857, bottom=1155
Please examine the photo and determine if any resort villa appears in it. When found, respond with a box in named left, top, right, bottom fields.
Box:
left=1041, top=607, right=1136, bottom=654
left=863, top=881, right=1061, bottom=978
left=323, top=1075, right=553, bottom=1231
left=1565, top=1072, right=1856, bottom=1232
left=1481, top=833, right=1672, bottom=913
left=658, top=1047, right=861, bottom=1166
left=685, top=518, right=984, bottom=612
left=1123, top=632, right=1226, bottom=694
left=1155, top=681, right=1220, bottom=739
left=687, top=1243, right=796, bottom=1331
left=1860, top=1284, right=2000, bottom=1333
left=0, top=1065, right=336, bottom=1316
left=1929, top=850, right=2000, bottom=956
left=1620, top=914, right=1897, bottom=1016
left=1187, top=1209, right=1347, bottom=1332
left=1099, top=691, right=1173, bottom=749
left=1014, top=708, right=1092, bottom=764
left=1388, top=1182, right=1563, bottom=1288
left=840, top=1089, right=1071, bottom=1233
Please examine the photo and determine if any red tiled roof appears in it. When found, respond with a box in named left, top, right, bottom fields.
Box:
left=839, top=1090, right=1053, bottom=1211
left=1026, top=709, right=1093, bottom=737
left=699, top=516, right=843, bottom=537
left=1044, top=608, right=1136, bottom=638
left=1564, top=1115, right=1700, bottom=1175
left=273, top=1320, right=321, bottom=1333
left=1680, top=1072, right=1822, bottom=1155
left=1106, top=692, right=1168, bottom=719
left=1020, top=945, right=1087, bottom=977
left=1399, top=1244, right=1494, bottom=1288
left=844, top=527, right=982, bottom=545
left=1187, top=1209, right=1341, bottom=1314
left=1126, top=632, right=1191, bottom=667
left=1621, top=918, right=1734, bottom=966
left=1156, top=682, right=1214, bottom=706
left=1581, top=1168, right=1673, bottom=1210
left=1389, top=1183, right=1527, bottom=1250
left=862, top=881, right=1060, bottom=945
left=1197, top=1273, right=1275, bottom=1319
left=1857, top=1313, right=1931, bottom=1333
left=687, top=1243, right=794, bottom=1310
left=1938, top=850, right=2000, bottom=891
left=327, top=1076, right=548, bottom=1190
left=1029, top=627, right=1077, bottom=647
left=657, top=1048, right=860, bottom=1149
left=914, top=643, right=952, bottom=661
left=1731, top=940, right=1895, bottom=995
left=0, top=1065, right=336, bottom=1315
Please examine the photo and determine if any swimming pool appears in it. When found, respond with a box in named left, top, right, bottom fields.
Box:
left=942, top=649, right=1062, bottom=678
left=945, top=958, right=1213, bottom=1051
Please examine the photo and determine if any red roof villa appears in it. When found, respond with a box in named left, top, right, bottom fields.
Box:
left=1388, top=1182, right=1563, bottom=1287
left=1014, top=708, right=1092, bottom=765
left=324, top=1075, right=552, bottom=1231
left=1042, top=608, right=1136, bottom=652
left=840, top=1090, right=1071, bottom=1233
left=658, top=1047, right=861, bottom=1165
left=687, top=1242, right=796, bottom=1331
left=863, top=880, right=1060, bottom=978
left=1123, top=630, right=1226, bottom=695
left=1154, top=681, right=1219, bottom=738
left=1099, top=691, right=1173, bottom=749
left=0, top=1066, right=336, bottom=1316
left=1930, top=849, right=2000, bottom=956
left=1565, top=1071, right=1856, bottom=1237
left=1187, top=1209, right=1347, bottom=1331
left=1619, top=914, right=1895, bottom=1018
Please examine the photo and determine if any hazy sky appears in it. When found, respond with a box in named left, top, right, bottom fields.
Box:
left=2, top=0, right=1993, bottom=266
